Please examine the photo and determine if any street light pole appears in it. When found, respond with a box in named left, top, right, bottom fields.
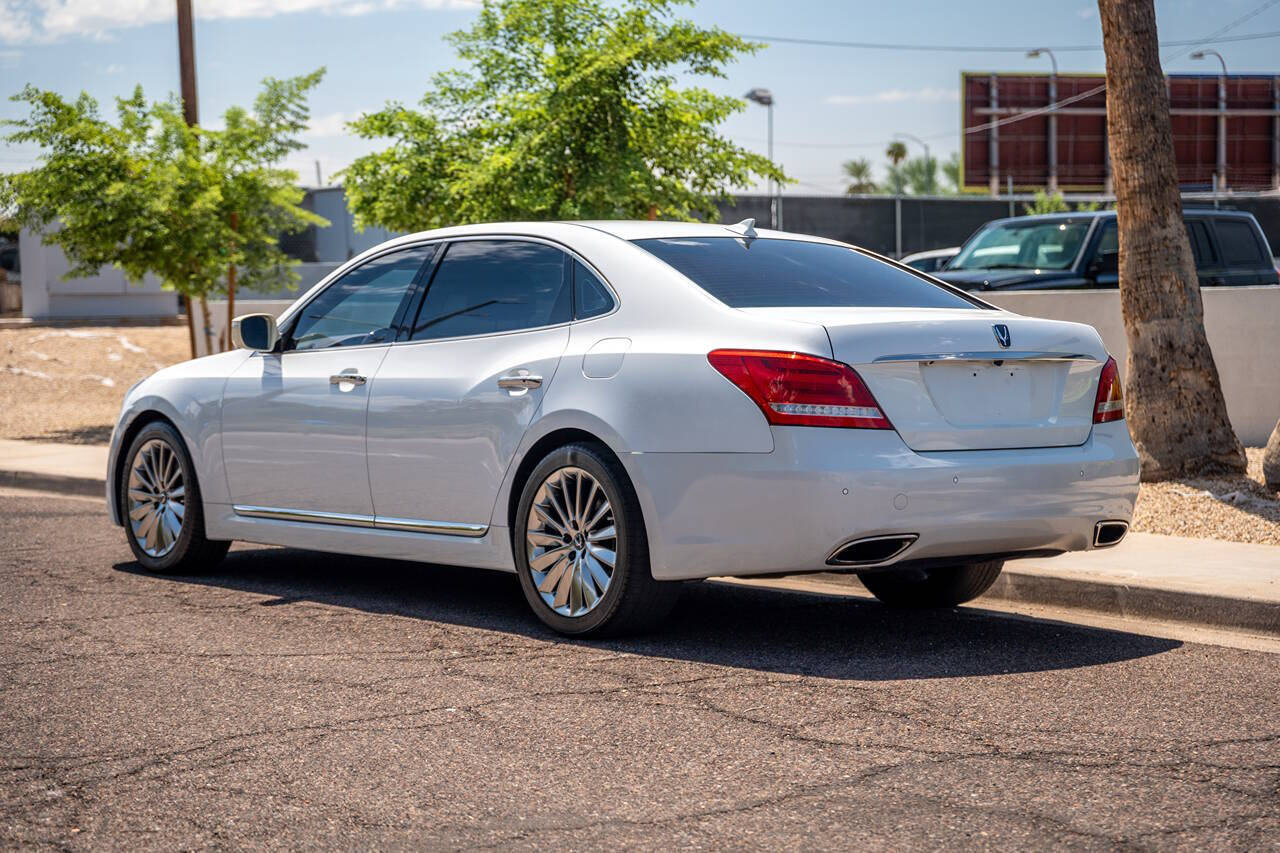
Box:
left=744, top=87, right=776, bottom=229
left=1192, top=50, right=1229, bottom=192
left=1027, top=48, right=1058, bottom=193
left=895, top=133, right=931, bottom=195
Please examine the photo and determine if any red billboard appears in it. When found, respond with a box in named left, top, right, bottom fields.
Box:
left=961, top=72, right=1280, bottom=192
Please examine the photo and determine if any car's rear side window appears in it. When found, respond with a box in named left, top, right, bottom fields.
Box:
left=1213, top=220, right=1266, bottom=267
left=632, top=237, right=981, bottom=309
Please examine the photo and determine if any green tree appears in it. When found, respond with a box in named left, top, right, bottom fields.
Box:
left=941, top=151, right=962, bottom=193
left=1, top=73, right=327, bottom=357
left=1023, top=189, right=1072, bottom=215
left=841, top=157, right=877, bottom=194
left=342, top=0, right=786, bottom=231
left=883, top=140, right=908, bottom=194
left=899, top=155, right=938, bottom=196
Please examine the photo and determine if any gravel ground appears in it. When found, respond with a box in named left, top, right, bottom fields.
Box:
left=0, top=325, right=190, bottom=444
left=2, top=322, right=1277, bottom=544
left=1132, top=448, right=1280, bottom=546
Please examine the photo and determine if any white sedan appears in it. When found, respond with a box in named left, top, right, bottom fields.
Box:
left=107, top=220, right=1139, bottom=636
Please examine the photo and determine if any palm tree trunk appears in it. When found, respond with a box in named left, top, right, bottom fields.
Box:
left=1097, top=0, right=1244, bottom=480
left=1264, top=419, right=1280, bottom=491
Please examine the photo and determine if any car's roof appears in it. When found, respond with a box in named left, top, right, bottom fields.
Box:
left=365, top=220, right=847, bottom=256
left=984, top=208, right=1258, bottom=228
left=571, top=219, right=832, bottom=242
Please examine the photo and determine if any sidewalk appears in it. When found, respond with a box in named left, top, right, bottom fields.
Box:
left=0, top=438, right=108, bottom=497
left=2, top=438, right=1277, bottom=635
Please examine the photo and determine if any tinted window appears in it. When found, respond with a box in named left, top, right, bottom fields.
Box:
left=1214, top=220, right=1265, bottom=266
left=410, top=240, right=571, bottom=341
left=1095, top=222, right=1118, bottom=257
left=290, top=247, right=432, bottom=351
left=1185, top=221, right=1218, bottom=266
left=574, top=261, right=614, bottom=319
left=632, top=238, right=979, bottom=309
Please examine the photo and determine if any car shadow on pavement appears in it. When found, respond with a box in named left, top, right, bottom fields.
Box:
left=114, top=545, right=1181, bottom=681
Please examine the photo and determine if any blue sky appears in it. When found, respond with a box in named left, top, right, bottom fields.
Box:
left=3, top=0, right=1278, bottom=194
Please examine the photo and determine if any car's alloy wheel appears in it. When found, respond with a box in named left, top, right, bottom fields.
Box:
left=525, top=466, right=617, bottom=617
left=120, top=421, right=229, bottom=574
left=126, top=438, right=186, bottom=558
left=514, top=442, right=681, bottom=636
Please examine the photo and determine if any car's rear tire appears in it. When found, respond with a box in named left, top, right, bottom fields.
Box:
left=857, top=560, right=1004, bottom=608
left=120, top=421, right=229, bottom=574
left=513, top=442, right=681, bottom=637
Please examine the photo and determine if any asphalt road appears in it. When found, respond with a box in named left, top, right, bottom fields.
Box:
left=3, top=490, right=1278, bottom=850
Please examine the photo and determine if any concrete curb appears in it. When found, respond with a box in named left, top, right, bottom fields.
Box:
left=1, top=469, right=106, bottom=498
left=811, top=571, right=1280, bottom=637
left=7, top=469, right=1277, bottom=637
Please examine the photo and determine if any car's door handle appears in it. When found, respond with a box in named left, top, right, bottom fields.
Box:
left=330, top=373, right=367, bottom=386
left=497, top=373, right=542, bottom=390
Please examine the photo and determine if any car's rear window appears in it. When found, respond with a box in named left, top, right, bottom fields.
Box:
left=632, top=237, right=983, bottom=309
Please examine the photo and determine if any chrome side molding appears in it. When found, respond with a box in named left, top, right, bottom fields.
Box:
left=233, top=505, right=488, bottom=538
left=374, top=516, right=489, bottom=537
left=872, top=351, right=1097, bottom=364
left=234, top=505, right=376, bottom=528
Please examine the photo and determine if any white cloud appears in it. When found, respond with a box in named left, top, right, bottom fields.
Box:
left=305, top=111, right=355, bottom=138
left=824, top=88, right=959, bottom=106
left=2, top=0, right=479, bottom=44
left=1077, top=6, right=1095, bottom=18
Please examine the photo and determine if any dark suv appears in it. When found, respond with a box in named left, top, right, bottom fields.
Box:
left=933, top=209, right=1278, bottom=291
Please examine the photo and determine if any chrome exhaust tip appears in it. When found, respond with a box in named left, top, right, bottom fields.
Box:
left=826, top=534, right=918, bottom=567
left=1093, top=520, right=1129, bottom=548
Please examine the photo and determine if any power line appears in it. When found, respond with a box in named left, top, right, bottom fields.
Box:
left=735, top=27, right=1280, bottom=54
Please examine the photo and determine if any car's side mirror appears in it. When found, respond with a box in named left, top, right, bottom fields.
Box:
left=232, top=313, right=280, bottom=352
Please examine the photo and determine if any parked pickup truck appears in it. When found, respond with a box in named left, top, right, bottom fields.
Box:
left=932, top=209, right=1278, bottom=291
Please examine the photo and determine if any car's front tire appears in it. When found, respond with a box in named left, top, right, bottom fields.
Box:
left=514, top=442, right=681, bottom=637
left=857, top=560, right=1004, bottom=608
left=120, top=421, right=229, bottom=574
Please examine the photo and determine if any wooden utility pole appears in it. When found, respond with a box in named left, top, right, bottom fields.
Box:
left=176, top=0, right=200, bottom=357
left=176, top=0, right=198, bottom=127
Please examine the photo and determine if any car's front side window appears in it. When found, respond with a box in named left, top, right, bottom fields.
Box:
left=408, top=240, right=572, bottom=341
left=290, top=246, right=434, bottom=351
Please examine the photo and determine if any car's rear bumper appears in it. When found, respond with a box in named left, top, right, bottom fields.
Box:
left=623, top=421, right=1140, bottom=581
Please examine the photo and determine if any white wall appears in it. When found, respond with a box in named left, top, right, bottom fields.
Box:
left=984, top=287, right=1279, bottom=446
left=197, top=287, right=1280, bottom=447
left=19, top=228, right=179, bottom=319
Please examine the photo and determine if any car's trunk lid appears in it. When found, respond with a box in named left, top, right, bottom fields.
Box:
left=740, top=307, right=1108, bottom=451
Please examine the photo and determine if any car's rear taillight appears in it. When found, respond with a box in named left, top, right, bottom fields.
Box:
left=1093, top=356, right=1124, bottom=424
left=707, top=349, right=893, bottom=429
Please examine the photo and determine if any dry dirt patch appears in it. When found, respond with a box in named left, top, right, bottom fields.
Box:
left=1, top=325, right=190, bottom=444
